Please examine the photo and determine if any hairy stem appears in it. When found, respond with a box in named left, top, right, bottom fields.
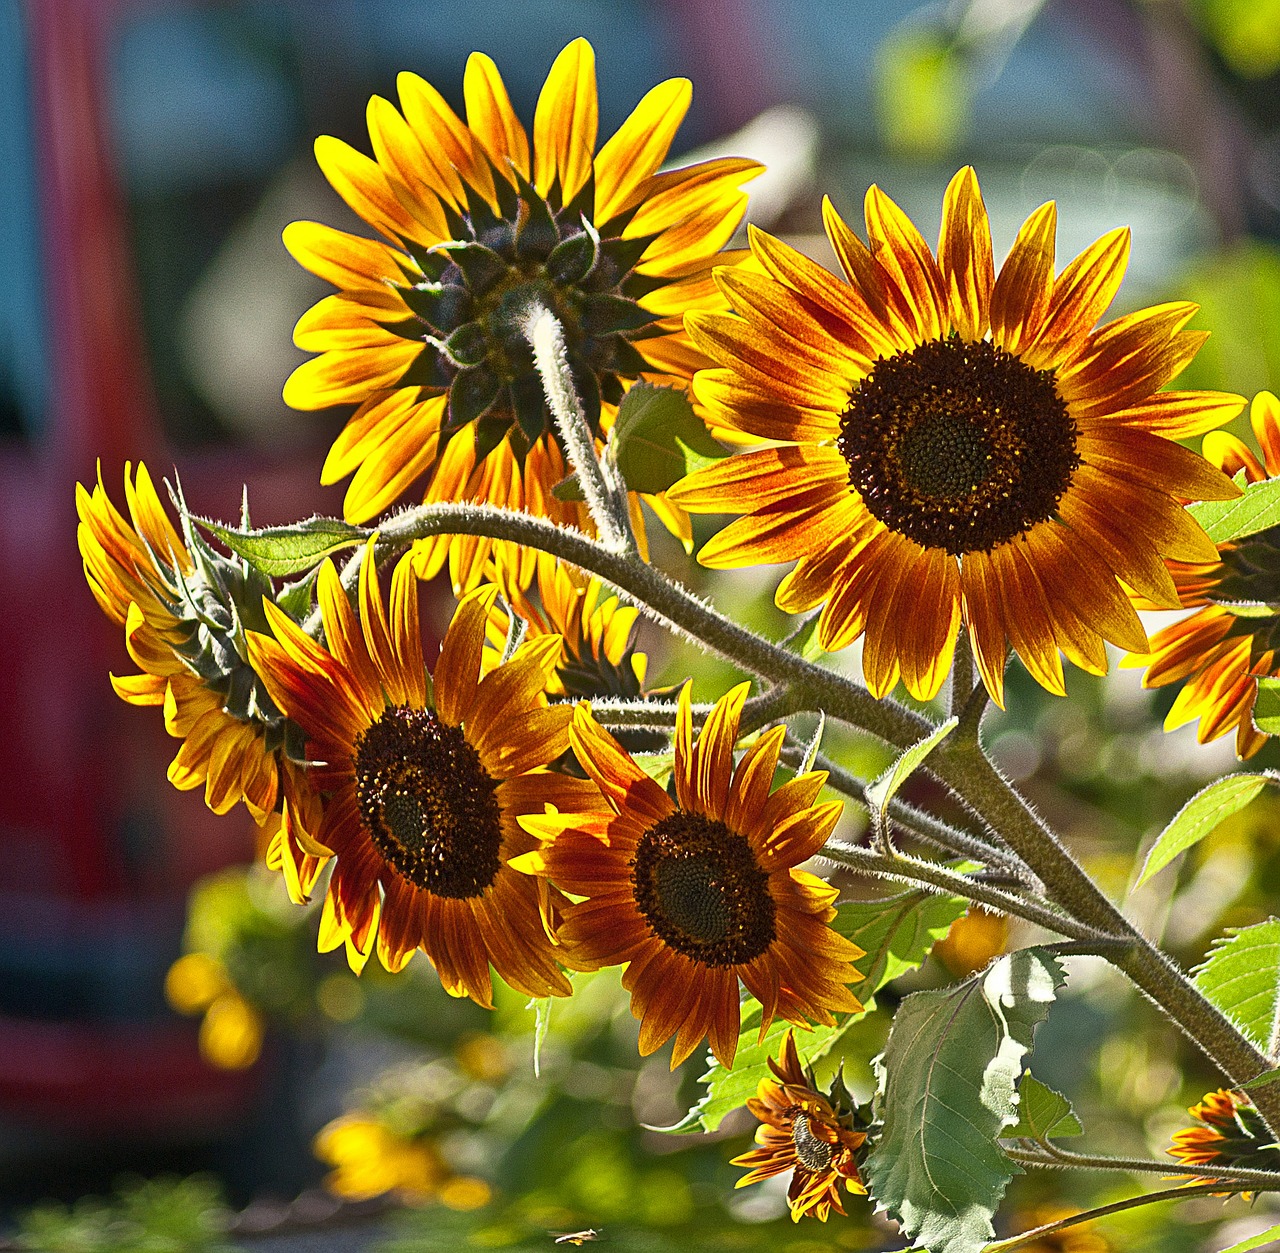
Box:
left=1008, top=1140, right=1280, bottom=1187
left=370, top=501, right=1280, bottom=1131
left=376, top=503, right=932, bottom=749
left=983, top=1183, right=1258, bottom=1253
left=524, top=306, right=634, bottom=555
left=819, top=842, right=1100, bottom=941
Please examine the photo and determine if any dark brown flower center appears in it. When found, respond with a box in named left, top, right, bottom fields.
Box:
left=791, top=1111, right=834, bottom=1172
left=353, top=706, right=502, bottom=898
left=630, top=812, right=775, bottom=965
left=837, top=337, right=1079, bottom=555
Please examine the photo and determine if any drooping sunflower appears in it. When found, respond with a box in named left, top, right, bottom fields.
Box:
left=1168, top=1088, right=1280, bottom=1184
left=731, top=1030, right=867, bottom=1222
left=76, top=464, right=321, bottom=859
left=668, top=167, right=1244, bottom=705
left=1126, top=391, right=1280, bottom=758
left=514, top=683, right=863, bottom=1067
left=245, top=546, right=599, bottom=1003
left=284, top=38, right=760, bottom=592
left=485, top=559, right=647, bottom=702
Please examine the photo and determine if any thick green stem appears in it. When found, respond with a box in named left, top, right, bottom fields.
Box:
left=931, top=742, right=1280, bottom=1134
left=983, top=1184, right=1250, bottom=1253
left=376, top=503, right=932, bottom=750
left=372, top=501, right=1280, bottom=1132
left=819, top=842, right=1099, bottom=941
left=1007, top=1140, right=1280, bottom=1187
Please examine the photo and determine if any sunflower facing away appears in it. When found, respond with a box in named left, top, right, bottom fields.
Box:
left=245, top=546, right=598, bottom=1004
left=484, top=558, right=647, bottom=702
left=514, top=683, right=863, bottom=1068
left=1126, top=391, right=1280, bottom=757
left=732, top=1030, right=866, bottom=1222
left=284, top=38, right=760, bottom=592
left=1168, top=1088, right=1280, bottom=1184
left=668, top=167, right=1244, bottom=705
left=76, top=464, right=321, bottom=876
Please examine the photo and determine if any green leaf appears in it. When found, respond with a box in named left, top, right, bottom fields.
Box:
left=1216, top=1224, right=1280, bottom=1253
left=782, top=612, right=825, bottom=661
left=608, top=382, right=725, bottom=495
left=864, top=947, right=1066, bottom=1253
left=865, top=717, right=958, bottom=831
left=1136, top=773, right=1277, bottom=886
left=198, top=516, right=368, bottom=578
left=837, top=891, right=969, bottom=1008
left=1253, top=677, right=1280, bottom=734
left=551, top=472, right=587, bottom=502
left=1194, top=919, right=1280, bottom=1054
left=1004, top=1073, right=1082, bottom=1140
left=1189, top=476, right=1280, bottom=544
left=275, top=567, right=319, bottom=621
left=531, top=997, right=553, bottom=1078
left=663, top=891, right=966, bottom=1134
left=1243, top=1067, right=1280, bottom=1092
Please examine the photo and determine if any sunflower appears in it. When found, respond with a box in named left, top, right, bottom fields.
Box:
left=1126, top=391, right=1280, bottom=757
left=514, top=683, right=863, bottom=1067
left=244, top=545, right=599, bottom=1003
left=485, top=559, right=647, bottom=702
left=731, top=1030, right=867, bottom=1222
left=76, top=463, right=320, bottom=851
left=1168, top=1088, right=1280, bottom=1184
left=283, top=38, right=760, bottom=592
left=667, top=167, right=1243, bottom=706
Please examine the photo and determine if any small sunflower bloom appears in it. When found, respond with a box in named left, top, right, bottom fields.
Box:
left=76, top=463, right=318, bottom=839
left=732, top=1031, right=867, bottom=1222
left=1126, top=391, right=1280, bottom=758
left=245, top=545, right=600, bottom=1004
left=1168, top=1088, right=1280, bottom=1184
left=485, top=560, right=647, bottom=702
left=284, top=38, right=760, bottom=592
left=669, top=167, right=1243, bottom=706
left=515, top=683, right=863, bottom=1068
left=315, top=1115, right=445, bottom=1204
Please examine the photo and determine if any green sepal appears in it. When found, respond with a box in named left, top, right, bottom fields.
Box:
left=512, top=169, right=559, bottom=261
left=545, top=221, right=599, bottom=287
left=442, top=322, right=489, bottom=368
left=401, top=281, right=472, bottom=332
left=439, top=241, right=508, bottom=297
left=196, top=515, right=369, bottom=579
left=579, top=293, right=658, bottom=336
left=446, top=365, right=501, bottom=431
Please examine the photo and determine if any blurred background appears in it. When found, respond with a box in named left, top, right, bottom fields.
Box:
left=4, top=0, right=1280, bottom=1248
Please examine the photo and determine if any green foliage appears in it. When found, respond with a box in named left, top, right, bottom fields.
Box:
left=1005, top=1074, right=1083, bottom=1141
left=1252, top=678, right=1280, bottom=735
left=1191, top=0, right=1280, bottom=77
left=198, top=515, right=368, bottom=577
left=874, top=25, right=971, bottom=156
left=665, top=891, right=967, bottom=1134
left=1193, top=919, right=1280, bottom=1054
left=607, top=382, right=725, bottom=495
left=864, top=948, right=1065, bottom=1253
left=17, top=1176, right=232, bottom=1253
left=1188, top=478, right=1280, bottom=546
left=1216, top=1222, right=1280, bottom=1253
left=1176, top=242, right=1280, bottom=397
left=1137, top=773, right=1277, bottom=886
left=865, top=716, right=959, bottom=834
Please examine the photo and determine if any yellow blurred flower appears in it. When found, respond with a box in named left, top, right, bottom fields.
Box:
left=314, top=1115, right=445, bottom=1204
